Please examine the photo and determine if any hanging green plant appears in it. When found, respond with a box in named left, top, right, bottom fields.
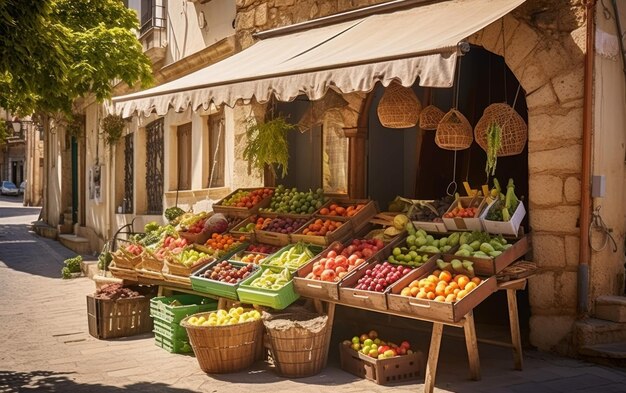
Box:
left=243, top=116, right=295, bottom=178
left=485, top=121, right=502, bottom=177
left=101, top=114, right=125, bottom=146
left=66, top=114, right=85, bottom=139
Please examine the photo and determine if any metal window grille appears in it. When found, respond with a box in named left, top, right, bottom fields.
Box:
left=145, top=119, right=164, bottom=215
left=124, top=133, right=134, bottom=213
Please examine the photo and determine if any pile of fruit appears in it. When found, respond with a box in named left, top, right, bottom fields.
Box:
left=388, top=248, right=433, bottom=267
left=203, top=233, right=246, bottom=255
left=248, top=268, right=291, bottom=290
left=93, top=283, right=142, bottom=300
left=303, top=239, right=383, bottom=282
left=436, top=258, right=476, bottom=277
left=353, top=262, right=412, bottom=292
left=202, top=261, right=256, bottom=284
left=120, top=243, right=143, bottom=257
left=300, top=218, right=343, bottom=236
left=187, top=307, right=262, bottom=327
left=387, top=226, right=459, bottom=266
left=168, top=248, right=212, bottom=268
left=397, top=269, right=482, bottom=303
left=153, top=236, right=189, bottom=260
left=237, top=220, right=256, bottom=233
left=408, top=196, right=454, bottom=222
left=443, top=199, right=480, bottom=219
left=264, top=242, right=317, bottom=270
left=257, top=216, right=308, bottom=234
left=345, top=330, right=413, bottom=359
left=246, top=243, right=280, bottom=254
left=485, top=178, right=520, bottom=222
left=261, top=185, right=327, bottom=215
left=452, top=231, right=512, bottom=258
left=319, top=202, right=366, bottom=217
left=176, top=211, right=209, bottom=234
left=220, top=188, right=274, bottom=208
left=239, top=253, right=267, bottom=264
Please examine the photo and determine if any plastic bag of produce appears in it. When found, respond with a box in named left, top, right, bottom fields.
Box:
left=204, top=213, right=229, bottom=234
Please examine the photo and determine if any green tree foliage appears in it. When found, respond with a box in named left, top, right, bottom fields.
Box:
left=0, top=0, right=152, bottom=116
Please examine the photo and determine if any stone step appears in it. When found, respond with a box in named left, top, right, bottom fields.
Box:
left=32, top=221, right=58, bottom=239
left=574, top=318, right=626, bottom=347
left=58, top=234, right=92, bottom=255
left=57, top=223, right=74, bottom=235
left=579, top=342, right=626, bottom=368
left=80, top=259, right=99, bottom=280
left=595, top=296, right=626, bottom=323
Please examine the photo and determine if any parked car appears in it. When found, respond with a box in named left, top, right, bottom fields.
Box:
left=19, top=181, right=26, bottom=194
left=1, top=181, right=19, bottom=196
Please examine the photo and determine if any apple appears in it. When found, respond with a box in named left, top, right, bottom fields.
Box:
left=368, top=349, right=379, bottom=358
left=368, top=330, right=378, bottom=339
left=360, top=334, right=370, bottom=342
left=383, top=349, right=396, bottom=358
left=351, top=343, right=361, bottom=351
left=351, top=336, right=360, bottom=345
left=363, top=339, right=374, bottom=347
left=400, top=340, right=411, bottom=349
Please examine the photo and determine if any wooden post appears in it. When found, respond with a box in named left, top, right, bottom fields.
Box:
left=424, top=322, right=444, bottom=393
left=463, top=311, right=481, bottom=381
left=322, top=302, right=336, bottom=368
left=507, top=289, right=523, bottom=370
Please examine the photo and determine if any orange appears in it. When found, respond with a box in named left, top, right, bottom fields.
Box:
left=454, top=274, right=469, bottom=284
left=409, top=280, right=419, bottom=289
left=464, top=282, right=478, bottom=292
left=427, top=275, right=439, bottom=284
left=448, top=282, right=459, bottom=290
left=471, top=277, right=482, bottom=285
left=434, top=295, right=446, bottom=302
left=457, top=276, right=470, bottom=290
left=432, top=270, right=442, bottom=277
left=445, top=294, right=456, bottom=303
left=439, top=270, right=452, bottom=283
left=435, top=285, right=446, bottom=297
left=453, top=288, right=461, bottom=295
left=416, top=291, right=427, bottom=299
left=444, top=285, right=456, bottom=296
left=401, top=287, right=411, bottom=297
left=410, top=287, right=420, bottom=297
left=457, top=289, right=468, bottom=299
left=427, top=292, right=436, bottom=300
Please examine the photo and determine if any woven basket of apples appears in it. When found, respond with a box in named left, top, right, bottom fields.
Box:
left=111, top=243, right=143, bottom=269
left=339, top=330, right=423, bottom=385
left=181, top=307, right=263, bottom=373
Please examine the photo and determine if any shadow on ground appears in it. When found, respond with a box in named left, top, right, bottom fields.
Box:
left=0, top=206, right=40, bottom=219
left=0, top=224, right=77, bottom=279
left=0, top=370, right=196, bottom=393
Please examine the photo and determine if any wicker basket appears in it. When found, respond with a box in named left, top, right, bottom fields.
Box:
left=263, top=312, right=329, bottom=378
left=377, top=82, right=422, bottom=129
left=111, top=250, right=142, bottom=270
left=474, top=103, right=528, bottom=156
left=419, top=105, right=445, bottom=130
left=141, top=250, right=165, bottom=273
left=435, top=109, right=473, bottom=150
left=181, top=313, right=263, bottom=374
left=165, top=255, right=215, bottom=277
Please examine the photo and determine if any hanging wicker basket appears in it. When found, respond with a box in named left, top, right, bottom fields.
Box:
left=474, top=103, right=527, bottom=156
left=419, top=105, right=445, bottom=130
left=435, top=109, right=473, bottom=150
left=377, top=82, right=422, bottom=128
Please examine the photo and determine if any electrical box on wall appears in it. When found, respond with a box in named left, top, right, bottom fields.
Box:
left=89, top=165, right=104, bottom=204
left=592, top=175, right=606, bottom=198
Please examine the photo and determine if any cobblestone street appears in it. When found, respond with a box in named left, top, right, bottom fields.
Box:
left=1, top=197, right=626, bottom=393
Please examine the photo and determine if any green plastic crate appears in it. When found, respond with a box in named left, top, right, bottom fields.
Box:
left=150, top=295, right=217, bottom=323
left=154, top=331, right=193, bottom=354
left=153, top=317, right=188, bottom=341
left=236, top=268, right=300, bottom=310
left=190, top=260, right=261, bottom=300
left=260, top=243, right=323, bottom=273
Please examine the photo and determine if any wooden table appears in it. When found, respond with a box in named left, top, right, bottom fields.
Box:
left=143, top=276, right=528, bottom=393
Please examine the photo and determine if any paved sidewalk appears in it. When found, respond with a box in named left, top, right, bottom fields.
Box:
left=1, top=198, right=625, bottom=393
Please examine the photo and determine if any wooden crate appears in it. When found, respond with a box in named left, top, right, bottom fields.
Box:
left=162, top=272, right=193, bottom=288
left=386, top=267, right=497, bottom=323
left=254, top=215, right=309, bottom=246
left=338, top=344, right=423, bottom=385
left=318, top=199, right=379, bottom=233
left=452, top=234, right=531, bottom=276
left=229, top=215, right=257, bottom=242
left=442, top=197, right=487, bottom=232
left=337, top=260, right=398, bottom=311
left=212, top=187, right=274, bottom=217
left=290, top=217, right=353, bottom=246
left=87, top=294, right=152, bottom=339
left=108, top=263, right=139, bottom=282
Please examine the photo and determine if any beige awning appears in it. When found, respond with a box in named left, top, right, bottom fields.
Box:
left=113, top=0, right=526, bottom=118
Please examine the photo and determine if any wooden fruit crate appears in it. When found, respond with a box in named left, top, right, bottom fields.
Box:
left=140, top=249, right=165, bottom=273
left=293, top=240, right=387, bottom=302
left=318, top=199, right=379, bottom=233
left=337, top=260, right=397, bottom=311
left=338, top=344, right=423, bottom=385
left=442, top=197, right=488, bottom=232
left=290, top=217, right=353, bottom=246
left=87, top=294, right=152, bottom=339
left=228, top=216, right=257, bottom=242
left=450, top=234, right=531, bottom=276
left=254, top=215, right=309, bottom=247
left=108, top=263, right=139, bottom=282
left=386, top=266, right=497, bottom=323
left=212, top=187, right=274, bottom=217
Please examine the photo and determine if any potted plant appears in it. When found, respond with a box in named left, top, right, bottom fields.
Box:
left=101, top=114, right=126, bottom=146
left=243, top=115, right=295, bottom=178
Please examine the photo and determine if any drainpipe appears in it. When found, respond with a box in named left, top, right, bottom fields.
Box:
left=578, top=0, right=596, bottom=316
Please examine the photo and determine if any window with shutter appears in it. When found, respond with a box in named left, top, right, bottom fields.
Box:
left=208, top=112, right=225, bottom=188
left=177, top=123, right=192, bottom=191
